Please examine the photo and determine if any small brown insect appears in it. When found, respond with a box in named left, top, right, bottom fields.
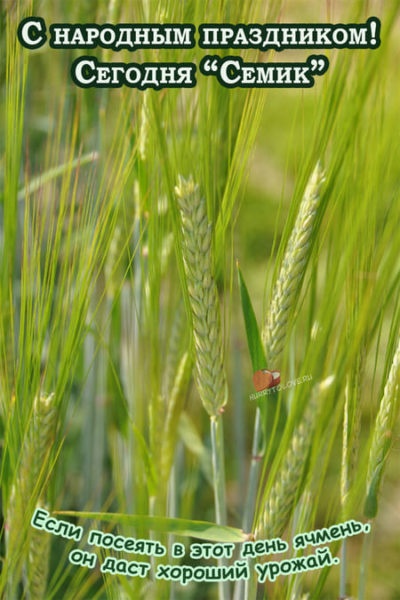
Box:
left=252, top=369, right=280, bottom=392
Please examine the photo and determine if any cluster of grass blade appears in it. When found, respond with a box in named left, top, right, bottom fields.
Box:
left=1, top=0, right=399, bottom=599
left=235, top=3, right=400, bottom=599
left=0, top=0, right=283, bottom=598
left=241, top=5, right=399, bottom=598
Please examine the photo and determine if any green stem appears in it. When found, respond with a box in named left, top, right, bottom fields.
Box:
left=245, top=413, right=263, bottom=598
left=358, top=521, right=373, bottom=600
left=211, top=416, right=227, bottom=529
left=340, top=387, right=349, bottom=600
left=340, top=539, right=348, bottom=599
left=210, top=415, right=230, bottom=600
left=244, top=557, right=257, bottom=600
left=168, top=460, right=178, bottom=600
left=243, top=407, right=263, bottom=533
left=234, top=408, right=263, bottom=600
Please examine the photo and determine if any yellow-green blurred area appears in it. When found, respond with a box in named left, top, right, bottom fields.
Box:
left=1, top=0, right=399, bottom=599
left=241, top=1, right=400, bottom=260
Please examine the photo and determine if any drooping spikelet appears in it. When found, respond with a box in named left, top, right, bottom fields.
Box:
left=263, top=163, right=325, bottom=367
left=175, top=176, right=228, bottom=417
left=364, top=338, right=400, bottom=518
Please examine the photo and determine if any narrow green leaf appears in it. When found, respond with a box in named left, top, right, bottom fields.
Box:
left=17, top=151, right=99, bottom=201
left=237, top=263, right=266, bottom=372
left=55, top=511, right=247, bottom=543
left=237, top=264, right=286, bottom=458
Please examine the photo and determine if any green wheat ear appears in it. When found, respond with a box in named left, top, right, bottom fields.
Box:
left=255, top=376, right=334, bottom=539
left=25, top=502, right=52, bottom=600
left=262, top=162, right=325, bottom=368
left=238, top=164, right=326, bottom=553
left=364, top=339, right=400, bottom=518
left=175, top=176, right=229, bottom=598
left=175, top=175, right=228, bottom=417
left=6, top=393, right=57, bottom=599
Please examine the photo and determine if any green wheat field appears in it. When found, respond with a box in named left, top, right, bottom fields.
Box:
left=0, top=1, right=399, bottom=598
